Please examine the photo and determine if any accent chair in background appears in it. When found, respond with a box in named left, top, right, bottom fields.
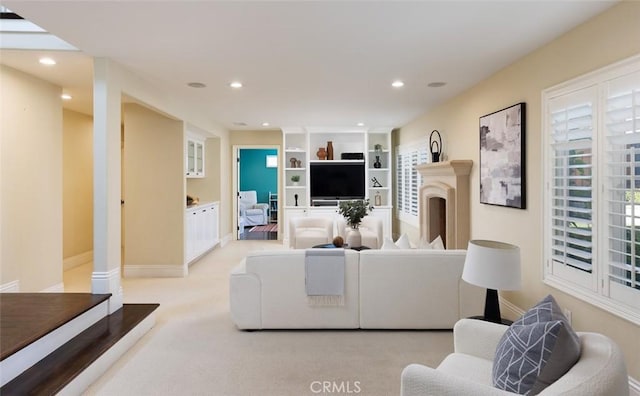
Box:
left=289, top=217, right=333, bottom=249
left=239, top=190, right=269, bottom=226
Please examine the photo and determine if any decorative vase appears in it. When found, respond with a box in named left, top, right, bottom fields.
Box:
left=346, top=228, right=362, bottom=248
left=374, top=191, right=382, bottom=206
left=327, top=141, right=334, bottom=160
left=317, top=147, right=327, bottom=160
left=373, top=156, right=382, bottom=168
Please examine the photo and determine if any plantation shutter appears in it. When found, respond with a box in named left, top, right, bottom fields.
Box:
left=548, top=87, right=597, bottom=274
left=605, top=70, right=640, bottom=303
left=395, top=144, right=428, bottom=222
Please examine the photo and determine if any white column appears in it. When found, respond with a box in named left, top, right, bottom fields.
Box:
left=92, top=58, right=123, bottom=313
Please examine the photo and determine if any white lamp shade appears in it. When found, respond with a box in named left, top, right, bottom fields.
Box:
left=462, top=240, right=521, bottom=290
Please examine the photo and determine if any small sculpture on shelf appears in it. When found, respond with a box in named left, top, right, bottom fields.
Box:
left=374, top=191, right=382, bottom=206
left=373, top=144, right=383, bottom=168
left=294, top=194, right=299, bottom=207
left=289, top=157, right=298, bottom=168
left=371, top=177, right=382, bottom=188
left=296, top=159, right=302, bottom=168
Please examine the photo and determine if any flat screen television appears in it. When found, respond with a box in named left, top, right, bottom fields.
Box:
left=310, top=162, right=365, bottom=200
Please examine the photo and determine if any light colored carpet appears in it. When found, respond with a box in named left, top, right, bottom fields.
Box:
left=64, top=240, right=453, bottom=396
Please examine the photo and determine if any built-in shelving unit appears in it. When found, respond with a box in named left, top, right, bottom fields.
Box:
left=281, top=127, right=393, bottom=246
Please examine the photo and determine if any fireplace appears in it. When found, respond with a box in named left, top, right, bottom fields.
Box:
left=416, top=160, right=472, bottom=249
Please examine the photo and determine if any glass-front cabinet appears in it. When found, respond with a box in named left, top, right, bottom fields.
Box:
left=186, top=135, right=205, bottom=178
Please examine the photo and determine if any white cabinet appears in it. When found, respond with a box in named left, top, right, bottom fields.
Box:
left=185, top=202, right=219, bottom=263
left=186, top=136, right=205, bottom=178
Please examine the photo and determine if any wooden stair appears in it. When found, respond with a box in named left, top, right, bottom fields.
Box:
left=0, top=293, right=158, bottom=395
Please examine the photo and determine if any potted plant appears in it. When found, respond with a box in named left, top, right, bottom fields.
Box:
left=338, top=199, right=372, bottom=248
left=291, top=175, right=301, bottom=186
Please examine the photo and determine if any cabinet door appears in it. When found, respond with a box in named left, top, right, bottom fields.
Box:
left=187, top=140, right=196, bottom=176
left=186, top=210, right=198, bottom=262
left=195, top=141, right=204, bottom=176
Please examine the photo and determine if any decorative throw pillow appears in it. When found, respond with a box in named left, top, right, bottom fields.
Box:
left=395, top=233, right=411, bottom=249
left=418, top=235, right=445, bottom=250
left=381, top=237, right=399, bottom=250
left=492, top=295, right=581, bottom=395
left=429, top=235, right=445, bottom=250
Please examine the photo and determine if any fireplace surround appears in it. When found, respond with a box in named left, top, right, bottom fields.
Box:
left=416, top=160, right=472, bottom=249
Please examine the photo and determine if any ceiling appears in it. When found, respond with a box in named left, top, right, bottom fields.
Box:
left=1, top=1, right=615, bottom=131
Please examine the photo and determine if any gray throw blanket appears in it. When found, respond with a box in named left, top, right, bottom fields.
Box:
left=305, top=249, right=345, bottom=306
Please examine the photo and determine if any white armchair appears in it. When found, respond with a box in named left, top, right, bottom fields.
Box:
left=337, top=216, right=383, bottom=249
left=239, top=191, right=269, bottom=226
left=289, top=217, right=333, bottom=249
left=401, top=318, right=629, bottom=396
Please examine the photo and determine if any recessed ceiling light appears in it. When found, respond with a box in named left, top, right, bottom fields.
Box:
left=61, top=94, right=72, bottom=100
left=428, top=82, right=447, bottom=88
left=230, top=81, right=243, bottom=89
left=187, top=82, right=206, bottom=88
left=262, top=122, right=270, bottom=127
left=39, top=57, right=56, bottom=66
left=391, top=80, right=404, bottom=88
left=357, top=122, right=365, bottom=127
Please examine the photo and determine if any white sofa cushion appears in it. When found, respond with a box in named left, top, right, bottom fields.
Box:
left=358, top=250, right=484, bottom=329
left=240, top=249, right=360, bottom=329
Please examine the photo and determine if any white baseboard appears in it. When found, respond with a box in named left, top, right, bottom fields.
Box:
left=0, top=280, right=19, bottom=292
left=63, top=250, right=93, bottom=271
left=123, top=264, right=186, bottom=278
left=220, top=233, right=233, bottom=247
left=500, top=297, right=639, bottom=395
left=499, top=296, right=525, bottom=321
left=41, top=282, right=65, bottom=292
left=630, top=377, right=640, bottom=396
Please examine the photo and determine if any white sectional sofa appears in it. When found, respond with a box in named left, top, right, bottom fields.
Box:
left=229, top=249, right=484, bottom=330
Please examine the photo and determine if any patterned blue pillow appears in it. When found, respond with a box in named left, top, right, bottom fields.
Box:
left=492, top=295, right=581, bottom=395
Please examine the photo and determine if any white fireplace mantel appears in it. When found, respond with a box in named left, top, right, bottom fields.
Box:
left=416, top=160, right=472, bottom=249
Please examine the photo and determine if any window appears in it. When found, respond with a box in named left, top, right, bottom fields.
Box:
left=543, top=55, right=640, bottom=324
left=265, top=154, right=277, bottom=168
left=395, top=142, right=428, bottom=225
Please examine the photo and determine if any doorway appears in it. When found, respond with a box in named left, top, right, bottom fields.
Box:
left=233, top=146, right=279, bottom=240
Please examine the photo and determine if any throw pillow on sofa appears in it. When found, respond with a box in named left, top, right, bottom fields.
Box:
left=381, top=237, right=399, bottom=250
left=492, top=294, right=581, bottom=395
left=417, top=235, right=445, bottom=250
left=395, top=233, right=411, bottom=249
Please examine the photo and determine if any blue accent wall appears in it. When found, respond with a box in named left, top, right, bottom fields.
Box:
left=240, top=149, right=277, bottom=203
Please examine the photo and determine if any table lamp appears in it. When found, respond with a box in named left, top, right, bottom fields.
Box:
left=462, top=240, right=521, bottom=324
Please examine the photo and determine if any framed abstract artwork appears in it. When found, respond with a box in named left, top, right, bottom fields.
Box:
left=479, top=102, right=526, bottom=209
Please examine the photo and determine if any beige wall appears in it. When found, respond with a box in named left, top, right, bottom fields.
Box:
left=229, top=130, right=283, bottom=237
left=62, top=109, right=93, bottom=260
left=0, top=65, right=63, bottom=291
left=123, top=103, right=184, bottom=268
left=395, top=2, right=640, bottom=378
